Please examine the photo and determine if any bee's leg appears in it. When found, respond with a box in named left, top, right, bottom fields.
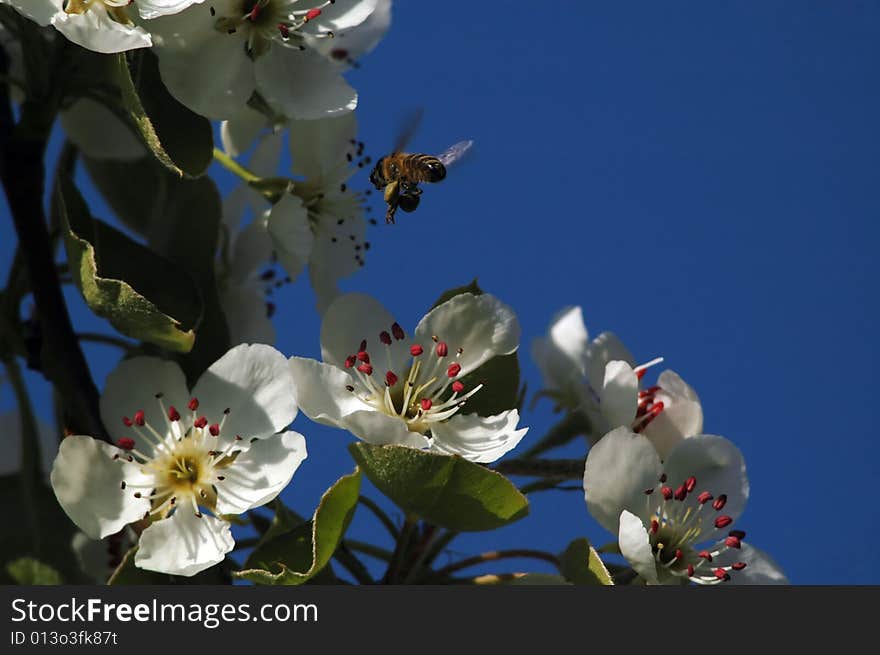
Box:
left=384, top=180, right=400, bottom=224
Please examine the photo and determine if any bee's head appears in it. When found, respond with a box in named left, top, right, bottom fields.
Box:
left=369, top=158, right=386, bottom=189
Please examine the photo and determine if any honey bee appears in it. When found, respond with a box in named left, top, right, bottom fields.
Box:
left=369, top=110, right=473, bottom=224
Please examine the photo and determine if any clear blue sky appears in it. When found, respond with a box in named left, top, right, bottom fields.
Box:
left=2, top=2, right=878, bottom=584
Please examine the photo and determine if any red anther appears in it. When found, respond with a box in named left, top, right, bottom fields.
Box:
left=122, top=416, right=133, bottom=427
left=685, top=476, right=697, bottom=493
left=305, top=8, right=322, bottom=20
left=357, top=363, right=373, bottom=375
left=687, top=564, right=695, bottom=577
left=447, top=363, right=462, bottom=378
left=713, top=568, right=731, bottom=581
left=278, top=23, right=290, bottom=38
left=639, top=386, right=661, bottom=397
left=330, top=47, right=349, bottom=60
left=247, top=3, right=261, bottom=20
left=133, top=410, right=145, bottom=426
left=698, top=550, right=713, bottom=562
left=674, top=549, right=683, bottom=561
left=697, top=491, right=714, bottom=505
left=636, top=368, right=647, bottom=380
left=436, top=342, right=448, bottom=357
left=659, top=473, right=667, bottom=483
left=725, top=536, right=742, bottom=549
left=661, top=486, right=673, bottom=500
left=391, top=323, right=405, bottom=340
left=452, top=381, right=465, bottom=393
left=117, top=438, right=135, bottom=451
left=380, top=331, right=392, bottom=345
left=345, top=355, right=357, bottom=368
left=674, top=485, right=687, bottom=501
left=650, top=519, right=659, bottom=534
left=357, top=351, right=370, bottom=363
left=209, top=424, right=220, bottom=437
left=194, top=416, right=208, bottom=429
left=712, top=494, right=728, bottom=511
left=420, top=398, right=433, bottom=411
left=385, top=371, right=399, bottom=387
left=729, top=529, right=746, bottom=540
left=714, top=515, right=733, bottom=529
left=168, top=406, right=181, bottom=422
left=650, top=401, right=665, bottom=416
left=731, top=562, right=747, bottom=571
left=359, top=340, right=367, bottom=352
left=188, top=398, right=199, bottom=411
left=410, top=344, right=424, bottom=356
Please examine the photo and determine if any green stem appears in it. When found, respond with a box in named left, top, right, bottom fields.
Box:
left=358, top=495, right=399, bottom=539
left=212, top=147, right=260, bottom=183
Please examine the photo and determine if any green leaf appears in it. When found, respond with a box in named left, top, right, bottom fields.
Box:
left=559, top=538, right=614, bottom=585
left=57, top=176, right=200, bottom=352
left=6, top=557, right=63, bottom=585
left=430, top=278, right=483, bottom=310
left=349, top=444, right=529, bottom=532
left=113, top=50, right=213, bottom=178
left=109, top=547, right=231, bottom=585
left=235, top=469, right=362, bottom=585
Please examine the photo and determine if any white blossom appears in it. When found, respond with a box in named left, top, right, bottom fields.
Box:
left=290, top=292, right=528, bottom=463
left=51, top=344, right=306, bottom=576
left=583, top=427, right=787, bottom=585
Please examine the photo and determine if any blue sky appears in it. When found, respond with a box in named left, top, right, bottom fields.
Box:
left=2, top=2, right=879, bottom=584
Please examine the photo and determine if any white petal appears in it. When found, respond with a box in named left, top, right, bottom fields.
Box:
left=219, top=282, right=276, bottom=346
left=302, top=0, right=378, bottom=34
left=288, top=356, right=366, bottom=427
left=310, top=0, right=391, bottom=68
left=100, top=357, right=189, bottom=451
left=267, top=194, right=314, bottom=282
left=215, top=431, right=307, bottom=515
left=583, top=427, right=661, bottom=535
left=154, top=32, right=254, bottom=120
left=429, top=410, right=527, bottom=464
left=256, top=47, right=357, bottom=120
left=341, top=410, right=429, bottom=448
left=135, top=0, right=204, bottom=20
left=249, top=129, right=285, bottom=178
left=530, top=305, right=589, bottom=391
left=289, top=113, right=358, bottom=179
left=414, top=293, right=520, bottom=377
left=320, top=293, right=410, bottom=372
left=191, top=344, right=297, bottom=443
left=135, top=510, right=233, bottom=576
left=585, top=331, right=634, bottom=390
left=663, top=435, right=749, bottom=537
left=229, top=215, right=273, bottom=282
left=308, top=207, right=367, bottom=315
left=220, top=105, right=269, bottom=157
left=719, top=542, right=789, bottom=585
left=641, top=370, right=703, bottom=459
left=618, top=509, right=659, bottom=585
left=50, top=436, right=151, bottom=539
left=146, top=0, right=221, bottom=51
left=51, top=8, right=151, bottom=54
left=2, top=0, right=59, bottom=26
left=60, top=98, right=146, bottom=161
left=600, top=360, right=638, bottom=427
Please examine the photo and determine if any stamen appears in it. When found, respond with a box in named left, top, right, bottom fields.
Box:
left=410, top=345, right=424, bottom=356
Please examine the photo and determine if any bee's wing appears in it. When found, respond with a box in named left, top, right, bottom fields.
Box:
left=392, top=107, right=424, bottom=154
left=437, top=140, right=474, bottom=167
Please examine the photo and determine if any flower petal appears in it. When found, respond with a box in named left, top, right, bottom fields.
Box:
left=308, top=206, right=367, bottom=315
left=718, top=542, right=789, bottom=585
left=583, top=427, right=661, bottom=535
left=341, top=410, right=429, bottom=448
left=310, top=0, right=391, bottom=68
left=135, top=0, right=204, bottom=20
left=288, top=356, right=366, bottom=427
left=267, top=193, right=313, bottom=283
left=302, top=0, right=378, bottom=34
left=100, top=357, right=189, bottom=451
left=663, top=435, right=749, bottom=538
left=135, top=510, right=233, bottom=577
left=256, top=47, right=357, bottom=120
left=219, top=282, right=276, bottom=346
left=191, top=344, right=297, bottom=443
left=618, top=509, right=659, bottom=585
left=320, top=293, right=409, bottom=372
left=531, top=305, right=589, bottom=392
left=51, top=7, right=152, bottom=54
left=428, top=409, right=527, bottom=464
left=585, top=331, right=634, bottom=390
left=414, top=293, right=520, bottom=377
left=641, top=370, right=703, bottom=460
left=289, top=113, right=358, bottom=179
left=215, top=431, right=307, bottom=515
left=600, top=360, right=638, bottom=427
left=50, top=436, right=151, bottom=539
left=220, top=105, right=268, bottom=158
